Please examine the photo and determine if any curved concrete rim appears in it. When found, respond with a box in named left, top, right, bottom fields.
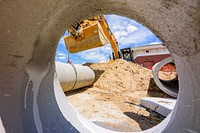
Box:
left=152, top=57, right=179, bottom=98
left=0, top=0, right=200, bottom=133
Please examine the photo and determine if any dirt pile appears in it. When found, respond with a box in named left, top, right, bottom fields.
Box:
left=91, top=59, right=154, bottom=93
left=67, top=59, right=168, bottom=132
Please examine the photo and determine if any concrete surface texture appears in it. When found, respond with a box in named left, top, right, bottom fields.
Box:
left=0, top=0, right=200, bottom=133
left=140, top=97, right=176, bottom=117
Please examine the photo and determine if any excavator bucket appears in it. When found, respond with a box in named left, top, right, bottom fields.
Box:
left=64, top=22, right=109, bottom=53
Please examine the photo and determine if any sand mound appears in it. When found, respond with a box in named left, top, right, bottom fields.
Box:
left=90, top=59, right=153, bottom=92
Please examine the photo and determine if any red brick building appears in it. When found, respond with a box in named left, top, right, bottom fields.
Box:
left=132, top=44, right=175, bottom=71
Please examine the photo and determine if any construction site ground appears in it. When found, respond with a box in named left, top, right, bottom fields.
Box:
left=66, top=59, right=173, bottom=132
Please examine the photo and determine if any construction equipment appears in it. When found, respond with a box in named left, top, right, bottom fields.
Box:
left=120, top=47, right=134, bottom=62
left=109, top=47, right=134, bottom=62
left=64, top=15, right=120, bottom=59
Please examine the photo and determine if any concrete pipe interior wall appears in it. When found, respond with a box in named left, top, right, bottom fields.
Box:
left=0, top=0, right=200, bottom=133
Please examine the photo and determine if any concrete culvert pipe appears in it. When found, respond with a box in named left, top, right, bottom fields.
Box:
left=152, top=57, right=179, bottom=98
left=55, top=62, right=95, bottom=92
left=1, top=0, right=200, bottom=133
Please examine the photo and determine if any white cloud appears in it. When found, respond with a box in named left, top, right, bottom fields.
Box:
left=100, top=44, right=112, bottom=53
left=79, top=51, right=108, bottom=62
left=57, top=53, right=66, bottom=56
left=118, top=36, right=126, bottom=44
left=56, top=52, right=68, bottom=60
left=112, top=24, right=126, bottom=31
left=76, top=44, right=113, bottom=62
left=114, top=31, right=128, bottom=39
left=149, top=41, right=162, bottom=45
left=99, top=61, right=106, bottom=63
left=117, top=28, right=154, bottom=47
left=58, top=56, right=67, bottom=60
left=106, top=14, right=160, bottom=48
left=127, top=25, right=138, bottom=33
left=106, top=15, right=147, bottom=47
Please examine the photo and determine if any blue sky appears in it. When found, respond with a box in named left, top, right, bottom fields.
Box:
left=55, top=14, right=162, bottom=64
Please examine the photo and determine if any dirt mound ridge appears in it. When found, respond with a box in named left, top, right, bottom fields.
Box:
left=89, top=59, right=157, bottom=93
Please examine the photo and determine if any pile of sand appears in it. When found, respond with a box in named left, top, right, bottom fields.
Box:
left=90, top=59, right=155, bottom=93
left=67, top=59, right=168, bottom=132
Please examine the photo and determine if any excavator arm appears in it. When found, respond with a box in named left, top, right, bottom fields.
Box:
left=97, top=15, right=120, bottom=59
left=64, top=15, right=120, bottom=59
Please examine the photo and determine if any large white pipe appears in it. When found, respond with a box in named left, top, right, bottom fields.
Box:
left=152, top=57, right=179, bottom=98
left=55, top=62, right=95, bottom=92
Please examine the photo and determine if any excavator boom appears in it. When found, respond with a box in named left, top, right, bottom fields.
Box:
left=97, top=15, right=120, bottom=59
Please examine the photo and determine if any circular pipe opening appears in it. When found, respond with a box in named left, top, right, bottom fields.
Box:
left=152, top=57, right=179, bottom=98
left=1, top=1, right=200, bottom=133
left=55, top=14, right=174, bottom=132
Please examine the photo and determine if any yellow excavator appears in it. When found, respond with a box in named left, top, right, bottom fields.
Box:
left=64, top=14, right=120, bottom=60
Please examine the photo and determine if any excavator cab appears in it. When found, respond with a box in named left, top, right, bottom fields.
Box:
left=121, top=48, right=134, bottom=62
left=64, top=16, right=109, bottom=53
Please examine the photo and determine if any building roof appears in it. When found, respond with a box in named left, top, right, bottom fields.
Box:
left=132, top=44, right=166, bottom=51
left=132, top=44, right=170, bottom=59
